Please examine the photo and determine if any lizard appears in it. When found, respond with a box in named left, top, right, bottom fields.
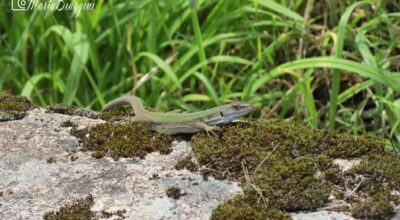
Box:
left=101, top=95, right=253, bottom=135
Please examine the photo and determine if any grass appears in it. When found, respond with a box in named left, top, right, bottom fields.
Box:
left=0, top=0, right=399, bottom=149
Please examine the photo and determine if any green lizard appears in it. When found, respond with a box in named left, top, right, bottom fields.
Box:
left=101, top=95, right=253, bottom=135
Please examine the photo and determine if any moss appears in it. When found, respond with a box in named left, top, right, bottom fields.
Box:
left=43, top=195, right=94, bottom=220
left=61, top=120, right=75, bottom=128
left=323, top=166, right=342, bottom=184
left=98, top=106, right=135, bottom=121
left=97, top=209, right=126, bottom=219
left=189, top=119, right=392, bottom=219
left=46, top=104, right=97, bottom=119
left=71, top=122, right=173, bottom=160
left=344, top=152, right=400, bottom=219
left=346, top=152, right=400, bottom=192
left=249, top=157, right=330, bottom=211
left=175, top=156, right=197, bottom=172
left=46, top=157, right=56, bottom=164
left=351, top=192, right=393, bottom=219
left=191, top=119, right=383, bottom=180
left=46, top=104, right=77, bottom=115
left=212, top=157, right=330, bottom=218
left=0, top=92, right=33, bottom=121
left=211, top=196, right=290, bottom=220
left=166, top=186, right=186, bottom=199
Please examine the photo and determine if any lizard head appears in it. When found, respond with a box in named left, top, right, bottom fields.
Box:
left=215, top=101, right=253, bottom=124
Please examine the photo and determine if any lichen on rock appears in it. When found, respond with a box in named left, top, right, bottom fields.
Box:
left=46, top=104, right=97, bottom=119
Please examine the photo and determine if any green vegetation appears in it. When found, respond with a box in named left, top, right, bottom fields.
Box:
left=71, top=121, right=174, bottom=159
left=190, top=119, right=400, bottom=219
left=175, top=155, right=197, bottom=172
left=43, top=195, right=126, bottom=220
left=192, top=119, right=383, bottom=179
left=43, top=195, right=94, bottom=220
left=0, top=0, right=399, bottom=149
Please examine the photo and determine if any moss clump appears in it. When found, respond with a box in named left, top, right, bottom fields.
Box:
left=0, top=92, right=33, bottom=121
left=43, top=195, right=94, bottom=220
left=351, top=192, right=393, bottom=219
left=175, top=156, right=197, bottom=172
left=98, top=106, right=135, bottom=121
left=98, top=209, right=126, bottom=219
left=190, top=119, right=392, bottom=219
left=345, top=152, right=400, bottom=218
left=166, top=186, right=186, bottom=199
left=211, top=196, right=290, bottom=220
left=191, top=119, right=383, bottom=180
left=71, top=122, right=173, bottom=159
left=46, top=104, right=97, bottom=119
left=191, top=122, right=269, bottom=180
left=61, top=120, right=76, bottom=128
left=212, top=157, right=330, bottom=219
left=252, top=158, right=330, bottom=211
left=346, top=152, right=400, bottom=192
left=46, top=104, right=77, bottom=115
left=46, top=157, right=56, bottom=164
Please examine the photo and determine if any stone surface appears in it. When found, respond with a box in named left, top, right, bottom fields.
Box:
left=0, top=109, right=241, bottom=220
left=1, top=108, right=398, bottom=220
left=291, top=211, right=354, bottom=220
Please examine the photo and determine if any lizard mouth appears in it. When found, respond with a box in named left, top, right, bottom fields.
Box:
left=237, top=105, right=254, bottom=116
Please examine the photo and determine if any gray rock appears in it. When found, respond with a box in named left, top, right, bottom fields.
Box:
left=291, top=211, right=354, bottom=220
left=2, top=108, right=397, bottom=220
left=0, top=109, right=241, bottom=220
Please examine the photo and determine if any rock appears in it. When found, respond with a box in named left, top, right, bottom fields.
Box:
left=0, top=109, right=241, bottom=219
left=291, top=211, right=354, bottom=220
left=0, top=104, right=398, bottom=220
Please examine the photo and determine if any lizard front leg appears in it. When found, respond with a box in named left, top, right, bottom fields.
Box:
left=193, top=121, right=220, bottom=136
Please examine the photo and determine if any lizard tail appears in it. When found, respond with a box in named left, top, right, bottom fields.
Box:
left=101, top=95, right=147, bottom=115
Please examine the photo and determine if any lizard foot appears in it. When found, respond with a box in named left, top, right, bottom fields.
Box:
left=205, top=126, right=221, bottom=136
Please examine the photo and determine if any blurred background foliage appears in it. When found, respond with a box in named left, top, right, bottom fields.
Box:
left=0, top=0, right=399, bottom=148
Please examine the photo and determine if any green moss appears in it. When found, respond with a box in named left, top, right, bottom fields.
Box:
left=0, top=92, right=33, bottom=121
left=98, top=106, right=135, bottom=121
left=190, top=119, right=392, bottom=219
left=191, top=119, right=383, bottom=180
left=98, top=209, right=126, bottom=219
left=250, top=157, right=330, bottom=211
left=211, top=196, right=290, bottom=220
left=43, top=195, right=94, bottom=220
left=46, top=104, right=78, bottom=115
left=351, top=192, right=393, bottom=219
left=166, top=186, right=186, bottom=199
left=175, top=156, right=197, bottom=172
left=344, top=152, right=400, bottom=219
left=347, top=152, right=400, bottom=192
left=71, top=122, right=173, bottom=160
left=61, top=120, right=75, bottom=128
left=323, top=166, right=342, bottom=184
